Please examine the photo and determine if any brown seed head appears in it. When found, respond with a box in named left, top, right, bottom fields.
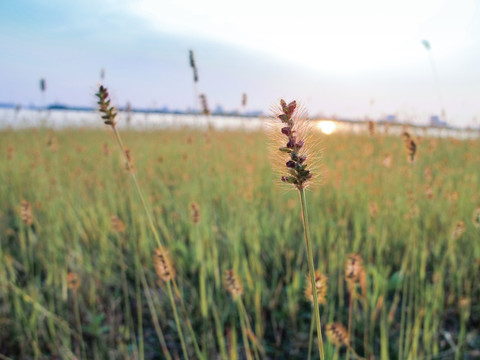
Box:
left=459, top=296, right=471, bottom=311
left=224, top=269, right=243, bottom=298
left=20, top=200, right=33, bottom=226
left=111, top=215, right=126, bottom=233
left=345, top=253, right=364, bottom=283
left=124, top=148, right=134, bottom=171
left=402, top=132, right=416, bottom=162
left=473, top=207, right=480, bottom=229
left=382, top=154, right=392, bottom=168
left=304, top=270, right=328, bottom=304
left=368, top=201, right=378, bottom=218
left=325, top=323, right=349, bottom=347
left=103, top=142, right=110, bottom=156
left=67, top=272, right=81, bottom=293
left=153, top=247, right=176, bottom=282
left=367, top=120, right=375, bottom=136
left=191, top=202, right=200, bottom=224
left=199, top=94, right=210, bottom=115
left=425, top=186, right=434, bottom=199
left=451, top=221, right=466, bottom=240
left=7, top=145, right=14, bottom=160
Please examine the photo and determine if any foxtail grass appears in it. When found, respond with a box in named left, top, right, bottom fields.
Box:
left=269, top=99, right=324, bottom=359
left=95, top=85, right=193, bottom=360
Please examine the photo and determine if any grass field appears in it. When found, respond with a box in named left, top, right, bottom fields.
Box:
left=0, top=125, right=479, bottom=359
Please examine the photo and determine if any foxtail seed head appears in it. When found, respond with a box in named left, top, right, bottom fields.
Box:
left=473, top=207, right=480, bottom=229
left=402, top=132, right=417, bottom=163
left=189, top=50, right=199, bottom=83
left=269, top=99, right=319, bottom=190
left=191, top=202, right=200, bottom=224
left=66, top=272, right=81, bottom=293
left=304, top=271, right=328, bottom=304
left=20, top=200, right=33, bottom=226
left=111, top=215, right=126, bottom=234
left=199, top=94, right=210, bottom=115
left=224, top=270, right=243, bottom=298
left=96, top=85, right=117, bottom=127
left=345, top=253, right=366, bottom=297
left=367, top=120, right=375, bottom=136
left=153, top=247, right=176, bottom=282
left=242, top=93, right=248, bottom=107
left=452, top=220, right=466, bottom=240
left=345, top=253, right=364, bottom=283
left=325, top=323, right=349, bottom=347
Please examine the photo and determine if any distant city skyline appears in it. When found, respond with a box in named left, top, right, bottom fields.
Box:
left=1, top=0, right=480, bottom=127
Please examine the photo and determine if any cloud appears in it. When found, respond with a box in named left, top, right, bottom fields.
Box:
left=118, top=0, right=478, bottom=74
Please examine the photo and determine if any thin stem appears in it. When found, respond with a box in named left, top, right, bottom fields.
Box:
left=347, top=290, right=353, bottom=360
left=236, top=299, right=253, bottom=360
left=140, top=273, right=172, bottom=360
left=111, top=126, right=170, bottom=246
left=298, top=187, right=325, bottom=360
left=307, top=315, right=314, bottom=360
left=73, top=295, right=86, bottom=359
left=238, top=298, right=263, bottom=359
left=167, top=282, right=190, bottom=360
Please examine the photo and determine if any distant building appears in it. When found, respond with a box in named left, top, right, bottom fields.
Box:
left=214, top=105, right=224, bottom=114
left=385, top=114, right=397, bottom=123
left=429, top=115, right=448, bottom=127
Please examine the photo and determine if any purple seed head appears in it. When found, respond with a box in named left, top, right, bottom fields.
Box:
left=286, top=160, right=296, bottom=168
left=286, top=138, right=296, bottom=149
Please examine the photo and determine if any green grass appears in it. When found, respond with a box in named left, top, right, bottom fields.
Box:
left=0, top=127, right=479, bottom=359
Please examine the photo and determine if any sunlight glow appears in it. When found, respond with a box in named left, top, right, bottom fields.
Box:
left=316, top=120, right=337, bottom=135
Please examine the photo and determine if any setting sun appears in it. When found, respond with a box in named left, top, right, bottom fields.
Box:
left=316, top=120, right=337, bottom=135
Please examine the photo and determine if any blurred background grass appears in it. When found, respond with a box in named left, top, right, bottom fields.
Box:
left=0, top=127, right=479, bottom=359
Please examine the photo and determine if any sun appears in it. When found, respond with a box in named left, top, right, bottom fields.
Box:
left=316, top=120, right=337, bottom=135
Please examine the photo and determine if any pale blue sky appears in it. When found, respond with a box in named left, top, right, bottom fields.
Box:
left=1, top=0, right=480, bottom=126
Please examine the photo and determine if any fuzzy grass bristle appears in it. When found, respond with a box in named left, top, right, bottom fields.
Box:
left=345, top=253, right=364, bottom=283
left=124, top=148, right=134, bottom=171
left=345, top=254, right=366, bottom=297
left=268, top=99, right=320, bottom=190
left=191, top=202, right=200, bottom=224
left=66, top=272, right=81, bottom=293
left=224, top=269, right=243, bottom=298
left=153, top=247, right=176, bottom=283
left=367, top=120, right=376, bottom=136
left=304, top=270, right=328, bottom=304
left=451, top=220, right=466, bottom=240
left=402, top=132, right=417, bottom=163
left=111, top=215, right=126, bottom=234
left=325, top=323, right=349, bottom=347
left=473, top=207, right=480, bottom=229
left=199, top=94, right=210, bottom=115
left=20, top=200, right=33, bottom=226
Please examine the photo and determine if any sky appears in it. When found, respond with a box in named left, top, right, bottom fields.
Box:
left=1, top=0, right=480, bottom=127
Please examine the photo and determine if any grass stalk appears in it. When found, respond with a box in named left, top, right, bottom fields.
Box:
left=298, top=187, right=325, bottom=360
left=167, top=281, right=190, bottom=360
